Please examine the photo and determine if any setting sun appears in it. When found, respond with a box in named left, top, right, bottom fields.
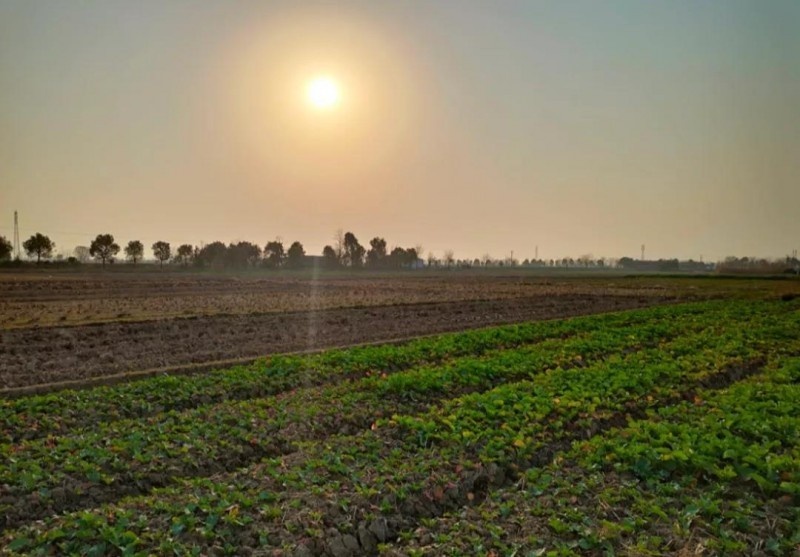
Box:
left=306, top=76, right=340, bottom=109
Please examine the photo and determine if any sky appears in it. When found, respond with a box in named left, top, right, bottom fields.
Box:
left=1, top=0, right=798, bottom=262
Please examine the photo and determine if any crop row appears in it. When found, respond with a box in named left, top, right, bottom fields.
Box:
left=4, top=300, right=795, bottom=555
left=0, top=300, right=713, bottom=443
left=387, top=356, right=800, bottom=556
left=0, top=311, right=706, bottom=527
left=0, top=300, right=780, bottom=526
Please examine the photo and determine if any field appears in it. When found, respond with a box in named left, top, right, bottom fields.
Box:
left=0, top=270, right=703, bottom=393
left=0, top=270, right=798, bottom=556
left=0, top=271, right=697, bottom=329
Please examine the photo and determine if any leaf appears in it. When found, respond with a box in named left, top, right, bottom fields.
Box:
left=7, top=538, right=31, bottom=551
left=87, top=543, right=107, bottom=557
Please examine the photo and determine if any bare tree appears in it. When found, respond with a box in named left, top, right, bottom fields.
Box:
left=426, top=251, right=438, bottom=268
left=333, top=229, right=345, bottom=264
left=414, top=244, right=424, bottom=262
left=444, top=249, right=455, bottom=268
left=74, top=246, right=91, bottom=263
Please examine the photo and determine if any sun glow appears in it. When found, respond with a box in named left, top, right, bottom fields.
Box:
left=306, top=76, right=340, bottom=109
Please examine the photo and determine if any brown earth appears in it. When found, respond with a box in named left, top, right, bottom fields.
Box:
left=0, top=293, right=668, bottom=391
left=7, top=269, right=794, bottom=393
left=0, top=271, right=682, bottom=329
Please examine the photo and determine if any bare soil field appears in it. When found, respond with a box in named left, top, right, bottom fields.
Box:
left=2, top=293, right=664, bottom=391
left=2, top=269, right=797, bottom=392
left=0, top=271, right=682, bottom=329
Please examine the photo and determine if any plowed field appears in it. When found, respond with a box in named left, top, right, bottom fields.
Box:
left=0, top=271, right=692, bottom=392
left=1, top=298, right=798, bottom=556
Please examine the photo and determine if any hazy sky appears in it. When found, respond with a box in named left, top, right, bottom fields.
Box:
left=1, top=1, right=798, bottom=262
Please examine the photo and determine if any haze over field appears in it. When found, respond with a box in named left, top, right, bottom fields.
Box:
left=1, top=0, right=798, bottom=261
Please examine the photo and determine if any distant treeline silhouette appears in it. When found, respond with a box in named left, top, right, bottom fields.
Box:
left=0, top=231, right=426, bottom=270
left=1, top=232, right=797, bottom=274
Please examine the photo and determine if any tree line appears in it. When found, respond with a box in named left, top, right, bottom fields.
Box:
left=320, top=231, right=424, bottom=269
left=9, top=230, right=790, bottom=273
left=0, top=231, right=429, bottom=270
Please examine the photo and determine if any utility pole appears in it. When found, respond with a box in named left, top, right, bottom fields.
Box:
left=641, top=244, right=645, bottom=261
left=535, top=245, right=538, bottom=261
left=13, top=211, right=20, bottom=260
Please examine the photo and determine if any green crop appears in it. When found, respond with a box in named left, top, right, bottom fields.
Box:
left=1, top=298, right=798, bottom=556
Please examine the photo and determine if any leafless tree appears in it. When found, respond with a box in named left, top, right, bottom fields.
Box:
left=578, top=254, right=594, bottom=268
left=426, top=251, right=438, bottom=268
left=74, top=246, right=91, bottom=263
left=333, top=229, right=345, bottom=263
left=444, top=249, right=455, bottom=268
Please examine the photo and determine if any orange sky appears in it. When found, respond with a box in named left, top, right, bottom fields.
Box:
left=1, top=1, right=798, bottom=262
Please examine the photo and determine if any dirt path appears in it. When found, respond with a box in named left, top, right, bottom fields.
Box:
left=0, top=294, right=668, bottom=391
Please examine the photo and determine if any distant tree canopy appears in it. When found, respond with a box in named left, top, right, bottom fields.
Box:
left=322, top=245, right=339, bottom=269
left=124, top=240, right=144, bottom=264
left=618, top=257, right=680, bottom=272
left=152, top=241, right=171, bottom=268
left=196, top=241, right=228, bottom=268
left=286, top=241, right=305, bottom=268
left=176, top=244, right=194, bottom=267
left=0, top=236, right=12, bottom=261
left=715, top=256, right=790, bottom=274
left=73, top=246, right=91, bottom=263
left=388, top=247, right=419, bottom=269
left=90, top=234, right=120, bottom=267
left=12, top=229, right=436, bottom=270
left=227, top=241, right=261, bottom=268
left=264, top=240, right=285, bottom=268
left=23, top=233, right=55, bottom=263
left=343, top=232, right=365, bottom=268
left=367, top=237, right=387, bottom=267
